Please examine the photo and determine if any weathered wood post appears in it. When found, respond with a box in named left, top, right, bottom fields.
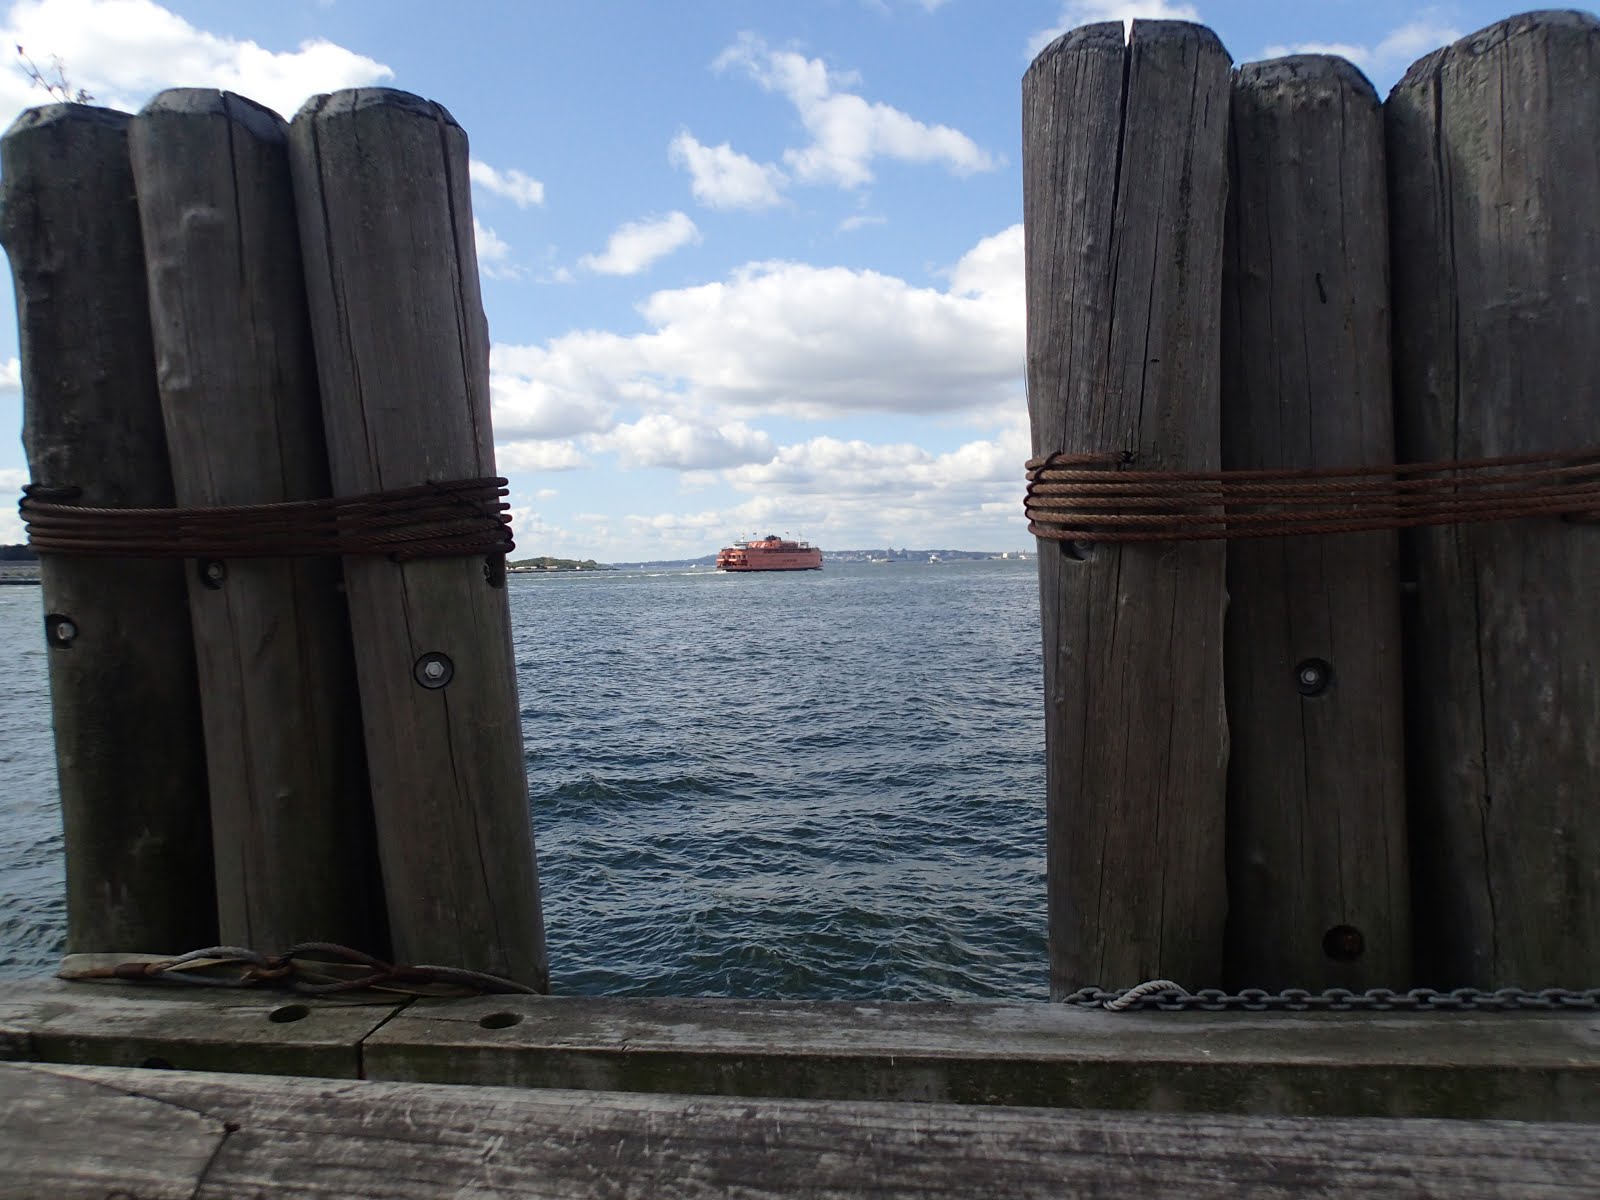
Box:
left=128, top=90, right=384, bottom=951
left=288, top=89, right=547, bottom=988
left=1023, top=22, right=1232, bottom=996
left=1387, top=11, right=1600, bottom=987
left=1221, top=58, right=1411, bottom=990
left=0, top=105, right=215, bottom=952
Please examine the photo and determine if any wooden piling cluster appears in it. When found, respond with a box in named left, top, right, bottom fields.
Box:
left=1, top=7, right=1593, bottom=1021
left=2, top=13, right=1599, bottom=1195
left=2, top=88, right=547, bottom=988
left=1025, top=11, right=1600, bottom=997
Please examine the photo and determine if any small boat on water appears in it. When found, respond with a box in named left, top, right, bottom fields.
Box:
left=715, top=534, right=823, bottom=572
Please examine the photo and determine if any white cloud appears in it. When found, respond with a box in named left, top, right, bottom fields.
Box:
left=715, top=33, right=998, bottom=188
left=0, top=465, right=25, bottom=543
left=2, top=366, right=25, bottom=543
left=535, top=488, right=558, bottom=500
left=726, top=421, right=1022, bottom=500
left=1258, top=40, right=1368, bottom=62
left=494, top=223, right=1022, bottom=440
left=1373, top=19, right=1460, bottom=65
left=590, top=415, right=1030, bottom=557
left=490, top=337, right=627, bottom=439
left=1027, top=1, right=1201, bottom=58
left=0, top=0, right=392, bottom=122
left=1261, top=18, right=1460, bottom=75
left=630, top=250, right=1021, bottom=420
left=838, top=213, right=886, bottom=233
left=469, top=158, right=545, bottom=208
left=669, top=131, right=787, bottom=210
left=589, top=413, right=775, bottom=470
left=497, top=439, right=588, bottom=472
left=473, top=217, right=519, bottom=280
left=499, top=405, right=1033, bottom=558
left=578, top=211, right=701, bottom=276
left=484, top=223, right=1029, bottom=557
left=504, top=502, right=589, bottom=557
left=947, top=224, right=1023, bottom=306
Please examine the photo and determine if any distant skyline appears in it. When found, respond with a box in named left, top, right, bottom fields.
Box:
left=0, top=0, right=1554, bottom=557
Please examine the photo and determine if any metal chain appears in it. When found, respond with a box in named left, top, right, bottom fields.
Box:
left=1067, top=982, right=1600, bottom=1012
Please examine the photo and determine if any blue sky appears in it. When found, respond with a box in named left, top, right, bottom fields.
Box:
left=0, top=0, right=1557, bottom=557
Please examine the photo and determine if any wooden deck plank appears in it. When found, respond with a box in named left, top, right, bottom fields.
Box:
left=3, top=1062, right=1597, bottom=1199
left=0, top=1066, right=220, bottom=1199
left=365, top=994, right=1600, bottom=1121
left=0, top=979, right=407, bottom=1078
left=3, top=982, right=1595, bottom=1120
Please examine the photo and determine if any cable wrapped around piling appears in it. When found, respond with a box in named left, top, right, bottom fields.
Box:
left=1024, top=448, right=1600, bottom=542
left=18, top=476, right=515, bottom=560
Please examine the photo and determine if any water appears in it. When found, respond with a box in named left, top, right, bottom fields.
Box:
left=0, top=560, right=1046, bottom=999
left=0, top=582, right=64, bottom=978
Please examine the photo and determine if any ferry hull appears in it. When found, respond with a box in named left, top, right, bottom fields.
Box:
left=719, top=559, right=821, bottom=571
left=715, top=535, right=823, bottom=572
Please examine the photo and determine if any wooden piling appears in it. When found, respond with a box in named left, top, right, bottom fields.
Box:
left=1023, top=22, right=1232, bottom=995
left=287, top=90, right=547, bottom=988
left=1220, top=58, right=1410, bottom=990
left=1387, top=11, right=1600, bottom=987
left=128, top=90, right=384, bottom=952
left=0, top=105, right=215, bottom=952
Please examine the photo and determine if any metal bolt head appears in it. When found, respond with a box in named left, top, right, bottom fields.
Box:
left=199, top=560, right=227, bottom=589
left=1323, top=924, right=1365, bottom=963
left=45, top=614, right=77, bottom=648
left=1295, top=658, right=1332, bottom=696
left=413, top=652, right=454, bottom=690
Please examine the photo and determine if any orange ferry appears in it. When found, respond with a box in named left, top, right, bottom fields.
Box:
left=715, top=534, right=823, bottom=572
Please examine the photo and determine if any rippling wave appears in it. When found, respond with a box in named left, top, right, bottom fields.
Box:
left=0, top=559, right=1045, bottom=999
left=0, top=589, right=65, bottom=978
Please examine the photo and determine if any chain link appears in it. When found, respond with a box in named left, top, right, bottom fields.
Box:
left=1065, top=982, right=1600, bottom=1012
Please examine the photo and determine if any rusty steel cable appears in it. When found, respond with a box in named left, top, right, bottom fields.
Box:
left=58, top=942, right=538, bottom=996
left=1024, top=448, right=1600, bottom=542
left=17, top=477, right=515, bottom=560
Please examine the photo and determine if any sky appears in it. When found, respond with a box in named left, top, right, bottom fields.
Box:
left=0, top=0, right=1559, bottom=558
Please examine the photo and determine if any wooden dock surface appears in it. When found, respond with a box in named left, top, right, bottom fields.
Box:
left=5, top=1060, right=1599, bottom=1199
left=4, top=980, right=1597, bottom=1122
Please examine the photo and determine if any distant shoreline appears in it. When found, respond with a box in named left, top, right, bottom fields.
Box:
left=610, top=549, right=1032, bottom=570
left=0, top=547, right=1031, bottom=583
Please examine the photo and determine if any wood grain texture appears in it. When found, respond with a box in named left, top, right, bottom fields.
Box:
left=286, top=89, right=546, bottom=988
left=1221, top=57, right=1410, bottom=991
left=0, top=978, right=405, bottom=1079
left=1, top=980, right=1595, bottom=1122
left=1023, top=21, right=1232, bottom=996
left=1386, top=11, right=1600, bottom=987
left=0, top=104, right=215, bottom=954
left=363, top=992, right=1600, bottom=1121
left=0, top=1066, right=219, bottom=1200
left=5, top=1062, right=1600, bottom=1199
left=129, top=89, right=384, bottom=953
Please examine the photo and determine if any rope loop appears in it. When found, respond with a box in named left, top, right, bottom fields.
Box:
left=59, top=942, right=537, bottom=996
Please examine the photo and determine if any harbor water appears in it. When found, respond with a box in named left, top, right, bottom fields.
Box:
left=0, top=559, right=1046, bottom=999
